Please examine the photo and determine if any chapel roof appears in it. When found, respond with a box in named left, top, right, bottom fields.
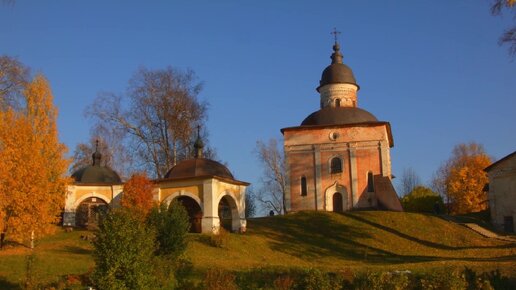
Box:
left=160, top=127, right=248, bottom=185
left=71, top=141, right=122, bottom=184
left=163, top=158, right=234, bottom=180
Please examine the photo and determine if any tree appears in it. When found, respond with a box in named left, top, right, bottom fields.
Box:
left=398, top=167, right=422, bottom=197
left=121, top=173, right=155, bottom=218
left=244, top=186, right=257, bottom=218
left=147, top=201, right=190, bottom=259
left=0, top=75, right=69, bottom=247
left=255, top=139, right=287, bottom=215
left=491, top=0, right=516, bottom=56
left=0, top=55, right=29, bottom=111
left=432, top=143, right=491, bottom=215
left=401, top=186, right=443, bottom=213
left=92, top=209, right=156, bottom=290
left=86, top=66, right=208, bottom=178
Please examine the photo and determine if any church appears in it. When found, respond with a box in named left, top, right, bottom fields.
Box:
left=281, top=38, right=402, bottom=212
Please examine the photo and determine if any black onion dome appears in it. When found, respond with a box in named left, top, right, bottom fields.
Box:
left=164, top=158, right=234, bottom=180
left=316, top=42, right=359, bottom=91
left=301, top=107, right=378, bottom=126
left=71, top=166, right=122, bottom=184
left=71, top=140, right=122, bottom=184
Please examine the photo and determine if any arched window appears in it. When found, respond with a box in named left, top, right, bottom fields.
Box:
left=367, top=171, right=375, bottom=192
left=335, top=98, right=341, bottom=107
left=300, top=176, right=307, bottom=196
left=330, top=157, right=342, bottom=174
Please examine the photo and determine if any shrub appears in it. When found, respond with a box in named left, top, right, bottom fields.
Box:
left=418, top=269, right=467, bottom=290
left=91, top=209, right=156, bottom=290
left=401, top=186, right=444, bottom=213
left=203, top=268, right=237, bottom=290
left=147, top=201, right=190, bottom=258
left=273, top=274, right=295, bottom=290
left=353, top=271, right=412, bottom=290
left=210, top=226, right=230, bottom=248
left=300, top=268, right=332, bottom=290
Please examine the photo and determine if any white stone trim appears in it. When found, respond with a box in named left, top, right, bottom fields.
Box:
left=162, top=190, right=203, bottom=212
left=324, top=181, right=348, bottom=211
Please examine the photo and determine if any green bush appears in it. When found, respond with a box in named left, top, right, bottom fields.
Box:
left=300, top=268, right=334, bottom=290
left=147, top=201, right=190, bottom=258
left=401, top=186, right=444, bottom=213
left=418, top=269, right=467, bottom=290
left=353, top=271, right=412, bottom=290
left=91, top=209, right=156, bottom=290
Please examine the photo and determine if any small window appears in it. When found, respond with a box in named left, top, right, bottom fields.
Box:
left=301, top=177, right=307, bottom=196
left=330, top=157, right=342, bottom=174
left=335, top=99, right=341, bottom=107
left=367, top=172, right=375, bottom=192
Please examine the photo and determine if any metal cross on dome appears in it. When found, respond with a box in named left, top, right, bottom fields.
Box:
left=331, top=27, right=341, bottom=43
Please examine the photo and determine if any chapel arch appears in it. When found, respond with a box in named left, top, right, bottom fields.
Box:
left=172, top=196, right=203, bottom=233
left=75, top=197, right=109, bottom=228
left=217, top=195, right=240, bottom=232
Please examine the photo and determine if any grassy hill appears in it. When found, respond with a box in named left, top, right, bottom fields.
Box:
left=189, top=211, right=515, bottom=273
left=0, top=211, right=515, bottom=288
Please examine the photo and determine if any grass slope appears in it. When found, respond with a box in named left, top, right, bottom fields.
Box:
left=188, top=211, right=516, bottom=274
left=0, top=211, right=514, bottom=287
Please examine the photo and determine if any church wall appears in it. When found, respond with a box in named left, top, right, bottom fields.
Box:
left=355, top=146, right=382, bottom=208
left=487, top=155, right=516, bottom=232
left=288, top=149, right=317, bottom=210
left=284, top=126, right=388, bottom=147
left=284, top=125, right=391, bottom=212
left=319, top=149, right=352, bottom=209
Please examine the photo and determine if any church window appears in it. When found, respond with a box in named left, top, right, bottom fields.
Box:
left=335, top=98, right=341, bottom=107
left=367, top=171, right=375, bottom=192
left=300, top=176, right=307, bottom=196
left=330, top=157, right=342, bottom=174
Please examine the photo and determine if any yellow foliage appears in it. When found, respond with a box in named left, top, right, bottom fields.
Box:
left=445, top=147, right=491, bottom=215
left=121, top=173, right=155, bottom=218
left=0, top=75, right=70, bottom=246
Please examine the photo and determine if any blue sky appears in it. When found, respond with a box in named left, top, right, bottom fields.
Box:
left=1, top=1, right=515, bottom=190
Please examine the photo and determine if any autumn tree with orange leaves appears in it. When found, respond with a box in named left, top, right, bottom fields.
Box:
left=121, top=173, right=155, bottom=218
left=0, top=73, right=69, bottom=248
left=432, top=143, right=491, bottom=215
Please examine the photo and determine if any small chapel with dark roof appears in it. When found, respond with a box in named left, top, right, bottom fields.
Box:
left=64, top=130, right=249, bottom=234
left=281, top=38, right=402, bottom=212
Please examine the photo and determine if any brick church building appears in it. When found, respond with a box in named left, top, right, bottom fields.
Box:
left=281, top=39, right=402, bottom=212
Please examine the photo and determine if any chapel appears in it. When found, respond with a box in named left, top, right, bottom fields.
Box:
left=63, top=141, right=123, bottom=228
left=281, top=38, right=402, bottom=212
left=154, top=129, right=249, bottom=233
left=63, top=131, right=249, bottom=234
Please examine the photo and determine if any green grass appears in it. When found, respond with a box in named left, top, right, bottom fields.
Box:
left=0, top=229, right=94, bottom=289
left=187, top=211, right=516, bottom=274
left=0, top=211, right=515, bottom=288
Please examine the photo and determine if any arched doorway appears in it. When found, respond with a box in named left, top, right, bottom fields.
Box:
left=175, top=196, right=202, bottom=233
left=76, top=197, right=108, bottom=228
left=218, top=196, right=232, bottom=232
left=333, top=192, right=343, bottom=212
left=218, top=195, right=240, bottom=232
